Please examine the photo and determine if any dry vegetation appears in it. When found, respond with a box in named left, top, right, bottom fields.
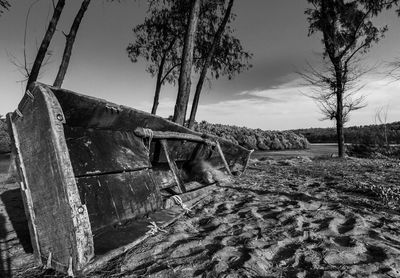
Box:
left=0, top=120, right=10, bottom=154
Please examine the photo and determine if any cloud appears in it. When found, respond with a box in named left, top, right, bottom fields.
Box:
left=238, top=78, right=307, bottom=103
left=195, top=96, right=321, bottom=130
left=133, top=74, right=400, bottom=130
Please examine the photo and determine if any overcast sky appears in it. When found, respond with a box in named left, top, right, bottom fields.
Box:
left=1, top=1, right=400, bottom=130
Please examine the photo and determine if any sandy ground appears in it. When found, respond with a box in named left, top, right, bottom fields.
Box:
left=88, top=155, right=400, bottom=278
left=2, top=147, right=400, bottom=278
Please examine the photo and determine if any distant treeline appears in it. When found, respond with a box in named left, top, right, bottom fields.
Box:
left=292, top=122, right=400, bottom=145
left=0, top=119, right=10, bottom=153
left=195, top=121, right=309, bottom=151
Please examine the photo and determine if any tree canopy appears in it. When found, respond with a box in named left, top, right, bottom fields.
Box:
left=127, top=0, right=252, bottom=115
left=304, top=0, right=398, bottom=157
left=0, top=0, right=10, bottom=16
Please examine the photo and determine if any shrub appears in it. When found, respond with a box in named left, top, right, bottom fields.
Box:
left=0, top=119, right=11, bottom=153
left=194, top=121, right=309, bottom=151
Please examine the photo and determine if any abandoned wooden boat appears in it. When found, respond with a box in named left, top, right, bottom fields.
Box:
left=7, top=82, right=252, bottom=275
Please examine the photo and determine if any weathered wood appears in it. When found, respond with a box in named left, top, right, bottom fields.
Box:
left=9, top=85, right=94, bottom=274
left=7, top=82, right=252, bottom=275
left=150, top=140, right=200, bottom=164
left=76, top=169, right=163, bottom=232
left=48, top=84, right=251, bottom=174
left=152, top=164, right=176, bottom=189
left=164, top=184, right=217, bottom=209
left=82, top=189, right=212, bottom=274
left=65, top=126, right=150, bottom=177
left=215, top=141, right=232, bottom=176
left=160, top=140, right=186, bottom=194
left=134, top=127, right=215, bottom=145
left=7, top=114, right=41, bottom=267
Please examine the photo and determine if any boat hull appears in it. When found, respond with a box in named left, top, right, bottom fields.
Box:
left=8, top=83, right=252, bottom=274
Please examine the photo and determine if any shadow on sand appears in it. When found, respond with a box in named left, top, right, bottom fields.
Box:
left=0, top=187, right=33, bottom=277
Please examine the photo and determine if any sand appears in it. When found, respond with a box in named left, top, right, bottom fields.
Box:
left=89, top=156, right=400, bottom=278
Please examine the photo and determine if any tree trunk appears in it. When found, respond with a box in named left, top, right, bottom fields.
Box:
left=384, top=124, right=388, bottom=147
left=172, top=0, right=201, bottom=125
left=188, top=0, right=234, bottom=129
left=151, top=38, right=176, bottom=115
left=151, top=56, right=166, bottom=115
left=53, top=0, right=91, bottom=88
left=26, top=0, right=65, bottom=91
left=336, top=90, right=345, bottom=158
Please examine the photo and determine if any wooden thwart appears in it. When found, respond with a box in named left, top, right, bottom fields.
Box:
left=135, top=127, right=215, bottom=146
left=160, top=139, right=186, bottom=194
left=215, top=141, right=232, bottom=176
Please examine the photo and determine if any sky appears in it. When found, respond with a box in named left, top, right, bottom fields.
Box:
left=1, top=0, right=400, bottom=130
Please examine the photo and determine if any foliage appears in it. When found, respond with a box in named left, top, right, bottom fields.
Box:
left=0, top=0, right=10, bottom=16
left=303, top=0, right=397, bottom=156
left=127, top=0, right=185, bottom=85
left=0, top=119, right=10, bottom=153
left=292, top=121, right=400, bottom=145
left=194, top=121, right=309, bottom=151
left=127, top=0, right=252, bottom=89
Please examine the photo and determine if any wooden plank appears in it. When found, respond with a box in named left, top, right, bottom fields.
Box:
left=215, top=141, right=232, bottom=175
left=134, top=127, right=216, bottom=145
left=51, top=85, right=199, bottom=133
left=160, top=140, right=186, bottom=194
left=64, top=126, right=150, bottom=177
left=76, top=169, right=163, bottom=233
left=164, top=183, right=216, bottom=209
left=7, top=114, right=41, bottom=265
left=9, top=84, right=94, bottom=274
left=150, top=140, right=199, bottom=163
left=49, top=84, right=252, bottom=173
left=81, top=187, right=214, bottom=275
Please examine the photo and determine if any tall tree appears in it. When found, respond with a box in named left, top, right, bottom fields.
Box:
left=127, top=1, right=184, bottom=114
left=53, top=0, right=91, bottom=88
left=127, top=0, right=251, bottom=116
left=0, top=0, right=10, bottom=16
left=26, top=0, right=66, bottom=90
left=304, top=0, right=397, bottom=157
left=172, top=0, right=201, bottom=125
left=187, top=0, right=234, bottom=129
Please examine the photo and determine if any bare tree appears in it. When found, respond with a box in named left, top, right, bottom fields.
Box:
left=26, top=0, right=66, bottom=91
left=387, top=57, right=400, bottom=79
left=299, top=60, right=367, bottom=124
left=172, top=0, right=201, bottom=125
left=53, top=0, right=91, bottom=88
left=7, top=0, right=42, bottom=83
left=375, top=105, right=390, bottom=147
left=303, top=0, right=397, bottom=157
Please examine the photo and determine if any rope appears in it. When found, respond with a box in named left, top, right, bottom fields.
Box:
left=142, top=128, right=154, bottom=152
left=15, top=109, right=23, bottom=118
left=171, top=195, right=191, bottom=214
left=146, top=221, right=167, bottom=236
